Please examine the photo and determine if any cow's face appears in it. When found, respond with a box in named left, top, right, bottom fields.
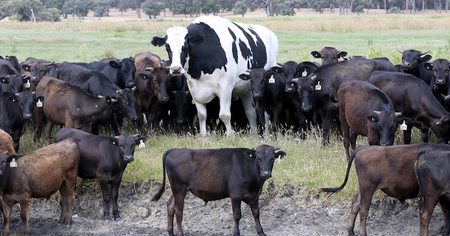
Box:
left=116, top=88, right=138, bottom=122
left=246, top=145, right=286, bottom=181
left=115, top=134, right=146, bottom=163
left=4, top=74, right=23, bottom=93
left=296, top=77, right=314, bottom=112
left=401, top=49, right=432, bottom=71
left=140, top=67, right=170, bottom=103
left=15, top=91, right=36, bottom=121
left=272, top=61, right=299, bottom=93
left=114, top=57, right=136, bottom=88
left=239, top=68, right=267, bottom=100
left=311, top=47, right=347, bottom=65
left=152, top=27, right=189, bottom=75
left=426, top=59, right=450, bottom=88
left=367, top=111, right=402, bottom=146
left=0, top=153, right=15, bottom=177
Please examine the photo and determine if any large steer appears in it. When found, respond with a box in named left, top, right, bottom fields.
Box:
left=152, top=16, right=278, bottom=136
left=151, top=144, right=286, bottom=236
left=55, top=128, right=145, bottom=221
left=0, top=139, right=80, bottom=234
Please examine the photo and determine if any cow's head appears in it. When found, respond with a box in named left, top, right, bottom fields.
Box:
left=400, top=49, right=432, bottom=71
left=296, top=77, right=315, bottom=112
left=433, top=116, right=450, bottom=144
left=152, top=26, right=189, bottom=75
left=167, top=74, right=191, bottom=125
left=425, top=59, right=450, bottom=89
left=140, top=67, right=170, bottom=103
left=239, top=68, right=267, bottom=100
left=367, top=111, right=403, bottom=146
left=0, top=153, right=17, bottom=176
left=245, top=144, right=286, bottom=181
left=15, top=91, right=36, bottom=121
left=109, top=57, right=136, bottom=88
left=311, top=47, right=347, bottom=65
left=114, top=134, right=147, bottom=163
left=22, top=62, right=58, bottom=85
left=271, top=61, right=300, bottom=93
left=116, top=87, right=139, bottom=122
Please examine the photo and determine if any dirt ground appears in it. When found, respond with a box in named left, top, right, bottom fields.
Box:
left=4, top=181, right=445, bottom=236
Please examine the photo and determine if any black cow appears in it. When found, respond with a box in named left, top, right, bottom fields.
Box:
left=369, top=71, right=450, bottom=144
left=15, top=91, right=36, bottom=121
left=399, top=49, right=433, bottom=84
left=0, top=58, right=20, bottom=76
left=425, top=59, right=450, bottom=110
left=151, top=144, right=286, bottom=236
left=55, top=128, right=146, bottom=221
left=87, top=57, right=136, bottom=89
left=337, top=80, right=402, bottom=160
left=302, top=59, right=396, bottom=146
left=311, top=46, right=348, bottom=65
left=0, top=93, right=24, bottom=152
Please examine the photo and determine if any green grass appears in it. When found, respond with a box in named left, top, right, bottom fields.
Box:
left=4, top=14, right=450, bottom=200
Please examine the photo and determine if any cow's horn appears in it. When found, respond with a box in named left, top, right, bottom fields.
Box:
left=373, top=110, right=381, bottom=115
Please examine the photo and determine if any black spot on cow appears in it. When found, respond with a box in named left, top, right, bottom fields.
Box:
left=186, top=22, right=228, bottom=79
left=233, top=23, right=267, bottom=69
left=228, top=28, right=239, bottom=64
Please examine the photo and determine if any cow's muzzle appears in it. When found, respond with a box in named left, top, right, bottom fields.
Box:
left=436, top=79, right=446, bottom=85
left=170, top=66, right=182, bottom=74
left=260, top=171, right=272, bottom=180
left=124, top=155, right=134, bottom=163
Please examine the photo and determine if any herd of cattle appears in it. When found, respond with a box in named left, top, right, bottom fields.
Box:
left=0, top=15, right=450, bottom=235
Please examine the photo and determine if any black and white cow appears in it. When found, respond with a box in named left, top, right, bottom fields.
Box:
left=151, top=16, right=278, bottom=136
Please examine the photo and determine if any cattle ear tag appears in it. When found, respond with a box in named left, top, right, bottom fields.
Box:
left=138, top=140, right=145, bottom=149
left=302, top=70, right=307, bottom=77
left=268, top=75, right=275, bottom=84
left=10, top=158, right=17, bottom=168
left=315, top=81, right=322, bottom=91
left=36, top=99, right=43, bottom=108
left=400, top=120, right=408, bottom=131
left=25, top=80, right=31, bottom=88
left=275, top=158, right=282, bottom=164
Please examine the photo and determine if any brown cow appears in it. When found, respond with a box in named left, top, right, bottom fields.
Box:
left=0, top=128, right=16, bottom=155
left=311, top=46, right=348, bottom=65
left=414, top=146, right=450, bottom=236
left=0, top=139, right=80, bottom=234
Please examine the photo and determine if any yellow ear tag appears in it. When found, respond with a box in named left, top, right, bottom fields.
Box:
left=268, top=75, right=275, bottom=84
left=139, top=140, right=145, bottom=149
left=315, top=81, right=322, bottom=91
left=36, top=99, right=43, bottom=108
left=10, top=158, right=17, bottom=168
left=400, top=120, right=408, bottom=131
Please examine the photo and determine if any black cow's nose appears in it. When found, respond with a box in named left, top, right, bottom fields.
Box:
left=285, top=87, right=294, bottom=93
left=24, top=113, right=32, bottom=119
left=253, top=93, right=262, bottom=99
left=126, top=81, right=136, bottom=88
left=436, top=79, right=446, bottom=85
left=124, top=155, right=134, bottom=163
left=302, top=104, right=312, bottom=112
left=131, top=116, right=139, bottom=122
left=176, top=118, right=185, bottom=124
left=260, top=171, right=272, bottom=180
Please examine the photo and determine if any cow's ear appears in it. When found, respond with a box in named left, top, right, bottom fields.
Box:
left=151, top=36, right=167, bottom=47
left=188, top=34, right=204, bottom=45
left=420, top=54, right=432, bottom=62
left=337, top=51, right=348, bottom=58
left=311, top=51, right=322, bottom=58
left=22, top=64, right=31, bottom=72
left=274, top=149, right=286, bottom=159
left=109, top=60, right=120, bottom=69
left=244, top=149, right=257, bottom=159
left=423, top=62, right=433, bottom=71
left=133, top=134, right=147, bottom=145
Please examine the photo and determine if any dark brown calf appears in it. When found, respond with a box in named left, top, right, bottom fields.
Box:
left=0, top=128, right=15, bottom=155
left=0, top=139, right=80, bottom=234
left=311, top=46, right=348, bottom=65
left=414, top=146, right=450, bottom=236
left=151, top=144, right=286, bottom=236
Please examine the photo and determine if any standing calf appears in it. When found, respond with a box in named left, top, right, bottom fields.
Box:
left=151, top=144, right=286, bottom=236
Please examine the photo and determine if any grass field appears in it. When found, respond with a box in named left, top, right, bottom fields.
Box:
left=2, top=12, right=450, bottom=200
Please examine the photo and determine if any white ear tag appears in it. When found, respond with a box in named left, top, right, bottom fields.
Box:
left=138, top=140, right=145, bottom=149
left=302, top=69, right=307, bottom=77
left=315, top=81, right=322, bottom=91
left=10, top=158, right=17, bottom=168
left=400, top=120, right=408, bottom=131
left=268, top=75, right=275, bottom=84
left=36, top=99, right=43, bottom=107
left=275, top=158, right=282, bottom=164
left=25, top=80, right=31, bottom=88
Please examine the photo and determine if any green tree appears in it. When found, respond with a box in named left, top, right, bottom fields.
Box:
left=272, top=0, right=296, bottom=15
left=40, top=7, right=62, bottom=22
left=62, top=0, right=91, bottom=19
left=142, top=0, right=164, bottom=19
left=202, top=0, right=221, bottom=15
left=13, top=0, right=45, bottom=22
left=41, top=0, right=65, bottom=9
left=92, top=0, right=112, bottom=18
left=233, top=0, right=248, bottom=16
left=0, top=0, right=17, bottom=21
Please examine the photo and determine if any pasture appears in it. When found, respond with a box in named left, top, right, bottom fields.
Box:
left=2, top=12, right=450, bottom=201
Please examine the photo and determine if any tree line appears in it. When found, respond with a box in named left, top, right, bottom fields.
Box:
left=0, top=0, right=448, bottom=22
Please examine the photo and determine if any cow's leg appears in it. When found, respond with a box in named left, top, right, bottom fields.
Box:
left=321, top=110, right=331, bottom=146
left=44, top=120, right=54, bottom=140
left=112, top=177, right=123, bottom=221
left=438, top=197, right=450, bottom=235
left=218, top=91, right=234, bottom=137
left=99, top=179, right=112, bottom=221
left=403, top=127, right=412, bottom=144
left=359, top=186, right=376, bottom=236
left=20, top=199, right=30, bottom=231
left=1, top=201, right=12, bottom=235
left=341, top=119, right=351, bottom=161
left=194, top=102, right=208, bottom=136
left=420, top=127, right=429, bottom=143
left=231, top=197, right=242, bottom=236
left=347, top=193, right=360, bottom=236
left=59, top=176, right=76, bottom=225
left=249, top=199, right=266, bottom=236
left=255, top=104, right=265, bottom=136
left=349, top=131, right=357, bottom=151
left=167, top=195, right=175, bottom=236
left=240, top=93, right=257, bottom=134
left=272, top=105, right=282, bottom=136
left=419, top=194, right=439, bottom=236
left=173, top=188, right=188, bottom=236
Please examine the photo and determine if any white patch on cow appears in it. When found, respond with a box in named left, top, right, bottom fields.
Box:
left=166, top=26, right=188, bottom=74
left=36, top=99, right=43, bottom=107
left=315, top=81, right=322, bottom=91
left=10, top=158, right=17, bottom=168
left=268, top=75, right=275, bottom=84
left=302, top=69, right=307, bottom=77
left=400, top=120, right=408, bottom=131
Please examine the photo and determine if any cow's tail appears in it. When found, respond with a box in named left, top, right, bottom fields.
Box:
left=319, top=149, right=357, bottom=194
left=151, top=150, right=169, bottom=202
